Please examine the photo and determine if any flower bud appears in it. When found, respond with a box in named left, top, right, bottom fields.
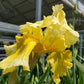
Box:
left=74, top=2, right=77, bottom=10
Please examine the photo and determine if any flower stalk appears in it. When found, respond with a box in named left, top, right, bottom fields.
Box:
left=72, top=2, right=78, bottom=84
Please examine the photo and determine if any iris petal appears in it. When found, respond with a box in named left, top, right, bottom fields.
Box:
left=46, top=50, right=72, bottom=83
left=0, top=35, right=37, bottom=74
left=52, top=4, right=63, bottom=17
left=4, top=44, right=17, bottom=56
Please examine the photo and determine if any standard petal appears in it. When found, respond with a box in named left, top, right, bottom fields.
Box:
left=43, top=23, right=66, bottom=52
left=30, top=27, right=43, bottom=43
left=20, top=22, right=43, bottom=43
left=52, top=4, right=63, bottom=17
left=20, top=21, right=43, bottom=34
left=57, top=10, right=67, bottom=25
left=42, top=16, right=59, bottom=28
left=42, top=16, right=52, bottom=27
left=64, top=25, right=79, bottom=48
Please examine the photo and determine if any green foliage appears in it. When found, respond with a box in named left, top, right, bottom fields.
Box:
left=72, top=57, right=84, bottom=73
left=78, top=70, right=84, bottom=84
left=38, top=67, right=49, bottom=84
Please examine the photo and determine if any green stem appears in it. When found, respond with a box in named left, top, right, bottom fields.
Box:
left=67, top=70, right=72, bottom=84
left=72, top=10, right=77, bottom=84
left=72, top=11, right=76, bottom=30
left=41, top=55, right=45, bottom=73
left=37, top=63, right=39, bottom=78
left=38, top=67, right=49, bottom=84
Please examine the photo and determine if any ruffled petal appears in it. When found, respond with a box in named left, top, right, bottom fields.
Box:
left=20, top=21, right=43, bottom=35
left=4, top=44, right=17, bottom=56
left=20, top=22, right=33, bottom=34
left=43, top=22, right=66, bottom=52
left=57, top=10, right=67, bottom=25
left=20, top=22, right=43, bottom=43
left=42, top=16, right=59, bottom=28
left=46, top=50, right=72, bottom=83
left=42, top=16, right=52, bottom=27
left=52, top=4, right=63, bottom=17
left=0, top=35, right=37, bottom=74
left=15, top=33, right=28, bottom=48
left=64, top=25, right=79, bottom=48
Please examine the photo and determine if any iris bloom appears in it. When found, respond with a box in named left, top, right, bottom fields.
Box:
left=0, top=4, right=79, bottom=84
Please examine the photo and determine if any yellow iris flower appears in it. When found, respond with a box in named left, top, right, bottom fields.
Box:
left=0, top=4, right=79, bottom=84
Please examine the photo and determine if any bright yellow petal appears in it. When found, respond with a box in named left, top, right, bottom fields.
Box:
left=55, top=5, right=79, bottom=48
left=42, top=35, right=66, bottom=53
left=64, top=25, right=79, bottom=48
left=30, top=27, right=43, bottom=43
left=0, top=36, right=37, bottom=74
left=20, top=22, right=32, bottom=34
left=46, top=50, right=72, bottom=84
left=42, top=16, right=52, bottom=27
left=20, top=22, right=43, bottom=43
left=20, top=21, right=43, bottom=34
left=48, top=35, right=66, bottom=52
left=33, top=20, right=43, bottom=27
left=15, top=33, right=28, bottom=49
left=42, top=16, right=59, bottom=28
left=4, top=44, right=17, bottom=56
left=52, top=4, right=63, bottom=17
left=54, top=4, right=79, bottom=48
left=43, top=23, right=66, bottom=52
left=57, top=10, right=67, bottom=25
